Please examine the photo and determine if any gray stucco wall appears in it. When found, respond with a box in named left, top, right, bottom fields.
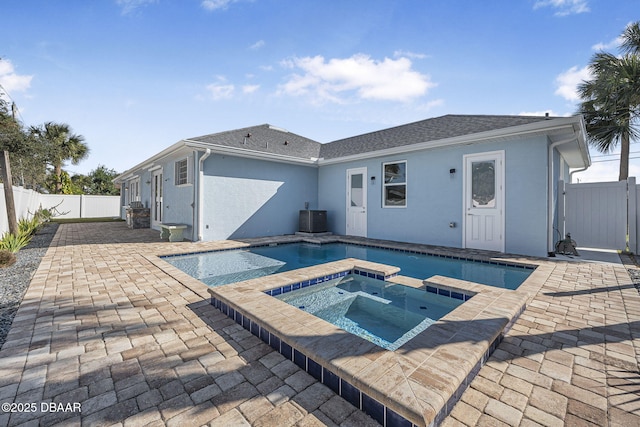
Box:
left=201, top=154, right=318, bottom=240
left=318, top=136, right=550, bottom=256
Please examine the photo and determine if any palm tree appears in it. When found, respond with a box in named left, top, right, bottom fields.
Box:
left=32, top=122, right=89, bottom=193
left=577, top=22, right=640, bottom=181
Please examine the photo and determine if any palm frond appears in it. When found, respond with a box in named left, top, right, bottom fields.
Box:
left=621, top=21, right=640, bottom=55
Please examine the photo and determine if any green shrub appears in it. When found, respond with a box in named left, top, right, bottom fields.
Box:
left=0, top=232, right=32, bottom=253
left=18, top=216, right=41, bottom=236
left=0, top=250, right=16, bottom=268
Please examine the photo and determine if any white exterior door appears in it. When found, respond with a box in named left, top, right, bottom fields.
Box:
left=151, top=169, right=163, bottom=227
left=464, top=151, right=504, bottom=252
left=346, top=167, right=367, bottom=237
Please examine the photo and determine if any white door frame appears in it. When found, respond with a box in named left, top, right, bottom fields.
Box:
left=151, top=169, right=163, bottom=228
left=462, top=151, right=505, bottom=252
left=346, top=167, right=367, bottom=237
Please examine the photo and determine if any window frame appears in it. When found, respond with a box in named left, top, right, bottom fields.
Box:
left=127, top=177, right=140, bottom=205
left=382, top=160, right=407, bottom=208
left=174, top=158, right=191, bottom=186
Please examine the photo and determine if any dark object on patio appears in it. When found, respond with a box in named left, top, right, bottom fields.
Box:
left=0, top=250, right=16, bottom=268
left=299, top=210, right=327, bottom=233
left=555, top=233, right=580, bottom=256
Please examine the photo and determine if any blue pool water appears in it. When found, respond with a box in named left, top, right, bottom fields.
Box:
left=164, top=242, right=532, bottom=289
left=275, top=274, right=463, bottom=350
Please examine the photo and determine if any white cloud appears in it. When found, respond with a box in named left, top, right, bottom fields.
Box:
left=592, top=22, right=634, bottom=51
left=250, top=40, right=265, bottom=50
left=279, top=54, right=435, bottom=104
left=0, top=59, right=33, bottom=101
left=201, top=0, right=239, bottom=11
left=533, top=0, right=590, bottom=16
left=592, top=36, right=623, bottom=51
left=116, top=0, right=157, bottom=15
left=242, top=84, right=260, bottom=94
left=554, top=65, right=592, bottom=102
left=393, top=50, right=428, bottom=60
left=206, top=76, right=234, bottom=99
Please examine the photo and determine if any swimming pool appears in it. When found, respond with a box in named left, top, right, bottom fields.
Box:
left=164, top=242, right=532, bottom=289
left=275, top=274, right=463, bottom=350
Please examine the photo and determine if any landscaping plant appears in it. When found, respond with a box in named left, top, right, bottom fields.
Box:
left=18, top=216, right=41, bottom=236
left=0, top=231, right=32, bottom=253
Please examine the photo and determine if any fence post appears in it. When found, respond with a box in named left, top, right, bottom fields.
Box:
left=628, top=177, right=637, bottom=254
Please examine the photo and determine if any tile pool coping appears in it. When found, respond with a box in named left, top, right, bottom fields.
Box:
left=206, top=258, right=530, bottom=427
left=148, top=234, right=556, bottom=426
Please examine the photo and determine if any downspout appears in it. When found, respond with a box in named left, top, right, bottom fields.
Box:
left=197, top=149, right=211, bottom=241
left=548, top=137, right=577, bottom=255
left=568, top=166, right=588, bottom=183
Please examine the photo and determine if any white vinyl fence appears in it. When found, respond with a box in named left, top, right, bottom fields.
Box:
left=0, top=184, right=121, bottom=235
left=559, top=177, right=637, bottom=252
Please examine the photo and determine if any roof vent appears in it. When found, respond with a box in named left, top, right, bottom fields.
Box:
left=545, top=112, right=550, bottom=119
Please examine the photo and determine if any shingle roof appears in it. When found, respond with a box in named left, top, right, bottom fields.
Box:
left=187, top=124, right=322, bottom=160
left=319, top=114, right=557, bottom=159
left=187, top=115, right=563, bottom=162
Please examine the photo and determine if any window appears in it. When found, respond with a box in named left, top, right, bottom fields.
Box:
left=128, top=179, right=140, bottom=204
left=383, top=161, right=406, bottom=207
left=175, top=158, right=189, bottom=186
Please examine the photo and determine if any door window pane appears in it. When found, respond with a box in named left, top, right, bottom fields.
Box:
left=472, top=160, right=495, bottom=207
left=350, top=174, right=363, bottom=207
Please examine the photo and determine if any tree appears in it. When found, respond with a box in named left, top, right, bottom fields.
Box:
left=87, top=165, right=120, bottom=195
left=577, top=21, right=640, bottom=181
left=45, top=170, right=82, bottom=195
left=0, top=99, right=29, bottom=235
left=31, top=122, right=89, bottom=193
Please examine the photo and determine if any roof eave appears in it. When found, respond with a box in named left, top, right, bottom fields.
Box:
left=318, top=116, right=587, bottom=165
left=114, top=140, right=190, bottom=183
left=114, top=140, right=319, bottom=184
left=182, top=140, right=319, bottom=165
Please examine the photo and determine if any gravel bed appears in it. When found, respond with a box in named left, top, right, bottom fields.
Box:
left=0, top=222, right=58, bottom=350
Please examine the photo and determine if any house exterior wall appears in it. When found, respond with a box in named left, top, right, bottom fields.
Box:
left=201, top=154, right=318, bottom=240
left=161, top=152, right=196, bottom=237
left=118, top=154, right=196, bottom=238
left=120, top=169, right=153, bottom=216
left=318, top=136, right=550, bottom=256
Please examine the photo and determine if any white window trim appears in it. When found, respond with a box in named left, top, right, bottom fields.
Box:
left=127, top=177, right=140, bottom=205
left=382, top=160, right=407, bottom=208
left=174, top=157, right=192, bottom=186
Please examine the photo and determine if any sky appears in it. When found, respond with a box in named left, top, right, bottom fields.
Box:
left=0, top=0, right=638, bottom=182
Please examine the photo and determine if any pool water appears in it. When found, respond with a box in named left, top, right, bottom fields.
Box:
left=275, top=274, right=463, bottom=350
left=165, top=242, right=532, bottom=289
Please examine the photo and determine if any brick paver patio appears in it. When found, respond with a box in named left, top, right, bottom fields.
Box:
left=0, top=222, right=638, bottom=426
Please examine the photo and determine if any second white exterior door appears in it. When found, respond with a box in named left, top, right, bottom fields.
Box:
left=463, top=151, right=505, bottom=252
left=346, top=167, right=367, bottom=237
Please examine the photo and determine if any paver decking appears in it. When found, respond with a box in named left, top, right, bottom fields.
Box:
left=0, top=222, right=638, bottom=426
